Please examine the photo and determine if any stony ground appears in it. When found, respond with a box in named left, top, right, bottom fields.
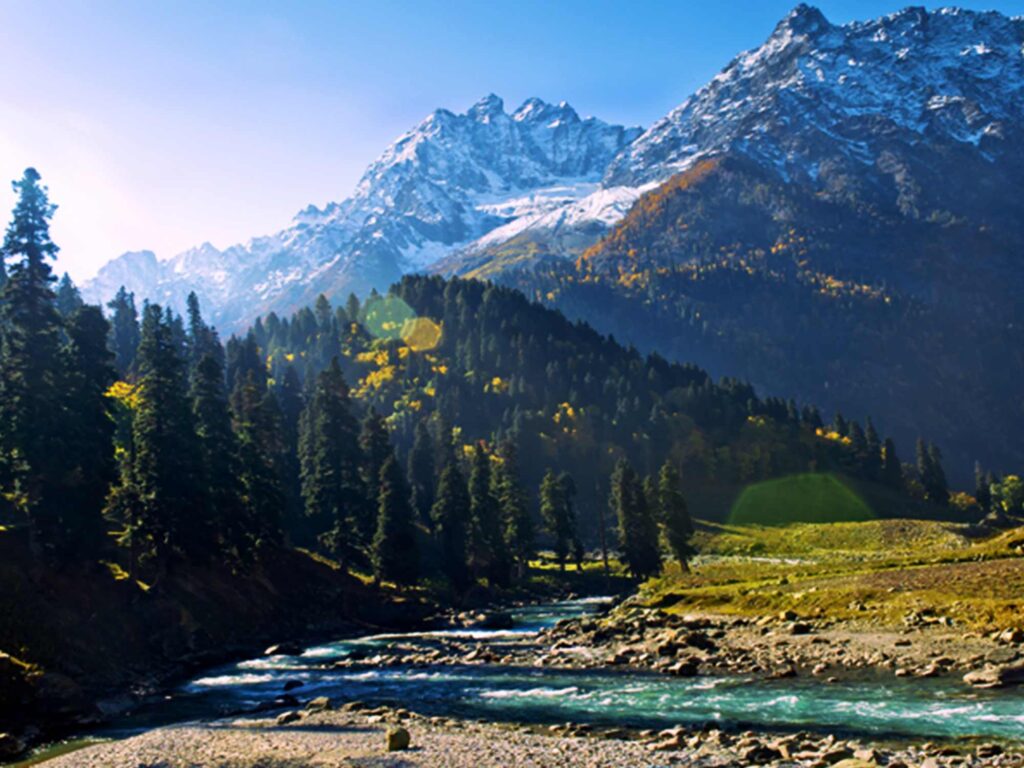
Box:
left=327, top=603, right=1024, bottom=688
left=38, top=699, right=1023, bottom=768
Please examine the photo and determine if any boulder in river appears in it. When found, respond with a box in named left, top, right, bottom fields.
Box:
left=264, top=642, right=303, bottom=657
left=276, top=710, right=302, bottom=725
left=305, top=696, right=332, bottom=712
left=963, top=662, right=1024, bottom=688
left=471, top=611, right=514, bottom=630
left=386, top=726, right=411, bottom=751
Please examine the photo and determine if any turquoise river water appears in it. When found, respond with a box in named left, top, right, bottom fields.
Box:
left=95, top=598, right=1024, bottom=744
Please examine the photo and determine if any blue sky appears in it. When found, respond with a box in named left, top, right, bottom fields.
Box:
left=1, top=0, right=1021, bottom=280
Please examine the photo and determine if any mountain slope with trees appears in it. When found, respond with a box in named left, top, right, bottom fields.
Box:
left=443, top=5, right=1024, bottom=485
left=3, top=168, right=1020, bottom=748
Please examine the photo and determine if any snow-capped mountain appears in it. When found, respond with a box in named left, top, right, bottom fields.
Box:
left=438, top=4, right=1024, bottom=279
left=607, top=4, right=1024, bottom=189
left=85, top=4, right=1024, bottom=329
left=484, top=5, right=1024, bottom=483
left=84, top=96, right=640, bottom=330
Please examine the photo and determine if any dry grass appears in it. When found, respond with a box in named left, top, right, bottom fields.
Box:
left=643, top=518, right=1024, bottom=632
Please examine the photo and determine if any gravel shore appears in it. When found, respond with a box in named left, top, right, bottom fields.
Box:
left=39, top=701, right=1024, bottom=768
left=42, top=709, right=678, bottom=768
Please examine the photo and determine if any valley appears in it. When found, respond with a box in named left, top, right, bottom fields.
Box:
left=3, top=3, right=1024, bottom=766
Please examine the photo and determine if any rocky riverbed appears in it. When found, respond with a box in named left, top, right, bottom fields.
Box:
left=24, top=600, right=1024, bottom=767
left=38, top=697, right=1024, bottom=767
left=329, top=601, right=1024, bottom=691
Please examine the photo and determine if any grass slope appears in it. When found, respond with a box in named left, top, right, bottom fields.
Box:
left=645, top=518, right=1024, bottom=632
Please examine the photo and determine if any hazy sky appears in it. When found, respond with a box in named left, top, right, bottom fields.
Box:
left=2, top=0, right=1021, bottom=281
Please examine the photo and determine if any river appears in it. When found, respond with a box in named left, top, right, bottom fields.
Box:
left=74, top=597, right=1024, bottom=746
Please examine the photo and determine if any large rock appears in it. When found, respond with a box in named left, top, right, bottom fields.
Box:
left=963, top=663, right=1024, bottom=688
left=471, top=611, right=514, bottom=630
left=276, top=710, right=302, bottom=725
left=305, top=696, right=333, bottom=712
left=386, top=726, right=411, bottom=751
left=0, top=733, right=26, bottom=760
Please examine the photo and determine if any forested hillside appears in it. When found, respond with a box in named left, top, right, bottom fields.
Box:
left=490, top=153, right=1024, bottom=487
left=1, top=168, right=994, bottom=591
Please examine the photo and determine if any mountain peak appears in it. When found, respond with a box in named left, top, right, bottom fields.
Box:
left=774, top=3, right=830, bottom=37
left=605, top=4, right=1024, bottom=188
left=468, top=93, right=506, bottom=121
left=512, top=97, right=581, bottom=125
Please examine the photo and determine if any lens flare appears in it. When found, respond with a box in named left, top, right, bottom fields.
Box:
left=359, top=294, right=441, bottom=351
left=401, top=316, right=442, bottom=351
left=729, top=473, right=873, bottom=526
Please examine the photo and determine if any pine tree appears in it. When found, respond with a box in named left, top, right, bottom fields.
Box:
left=407, top=419, right=436, bottom=528
left=975, top=461, right=992, bottom=514
left=232, top=372, right=285, bottom=552
left=55, top=272, right=83, bottom=317
left=656, top=461, right=695, bottom=572
left=225, top=331, right=265, bottom=395
left=0, top=168, right=69, bottom=552
left=299, top=358, right=365, bottom=560
left=832, top=412, right=848, bottom=437
left=115, top=303, right=207, bottom=569
left=276, top=365, right=305, bottom=543
left=107, top=286, right=140, bottom=375
left=372, top=454, right=418, bottom=585
left=191, top=351, right=247, bottom=556
left=60, top=305, right=117, bottom=556
left=863, top=418, right=882, bottom=480
left=186, top=291, right=221, bottom=372
left=539, top=469, right=576, bottom=572
left=916, top=438, right=948, bottom=505
left=431, top=461, right=471, bottom=593
left=495, top=437, right=533, bottom=581
left=882, top=438, right=902, bottom=488
left=848, top=421, right=867, bottom=470
left=611, top=458, right=661, bottom=579
left=468, top=443, right=509, bottom=585
left=359, top=408, right=391, bottom=544
left=345, top=293, right=361, bottom=326
left=928, top=444, right=949, bottom=506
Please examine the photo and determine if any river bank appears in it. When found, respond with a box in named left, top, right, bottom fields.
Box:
left=38, top=700, right=1022, bottom=768
left=22, top=596, right=1024, bottom=767
left=0, top=539, right=440, bottom=759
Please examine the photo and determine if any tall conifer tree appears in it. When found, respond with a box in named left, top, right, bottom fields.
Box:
left=60, top=305, right=117, bottom=555
left=0, top=168, right=68, bottom=552
left=432, top=461, right=471, bottom=593
left=656, top=461, right=695, bottom=572
left=372, top=454, right=418, bottom=585
left=107, top=286, right=140, bottom=375
left=407, top=419, right=436, bottom=528
left=299, top=358, right=364, bottom=559
left=611, top=458, right=661, bottom=579
left=468, top=443, right=509, bottom=585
